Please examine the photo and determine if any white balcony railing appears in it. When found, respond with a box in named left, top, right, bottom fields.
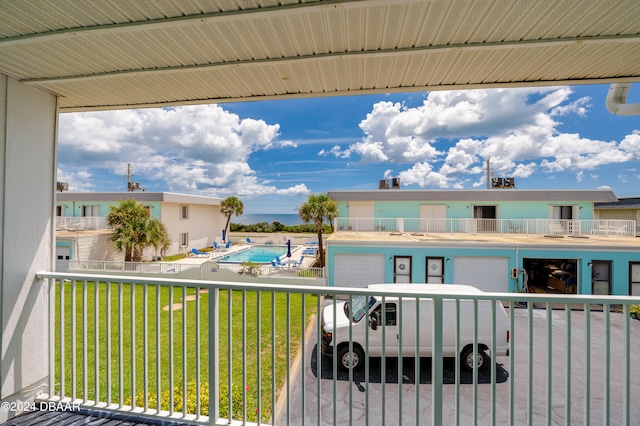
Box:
left=37, top=272, right=640, bottom=424
left=335, top=218, right=636, bottom=237
left=56, top=216, right=110, bottom=231
left=69, top=260, right=325, bottom=280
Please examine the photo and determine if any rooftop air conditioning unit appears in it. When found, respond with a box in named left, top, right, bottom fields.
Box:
left=391, top=177, right=400, bottom=189
left=492, top=177, right=503, bottom=188
left=379, top=179, right=389, bottom=189
left=504, top=177, right=515, bottom=188
left=56, top=182, right=68, bottom=192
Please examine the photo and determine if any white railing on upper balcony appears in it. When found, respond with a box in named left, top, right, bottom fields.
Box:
left=69, top=260, right=199, bottom=274
left=335, top=218, right=636, bottom=237
left=56, top=216, right=110, bottom=231
left=38, top=272, right=640, bottom=425
left=68, top=260, right=325, bottom=280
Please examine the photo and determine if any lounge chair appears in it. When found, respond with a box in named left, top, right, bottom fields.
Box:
left=213, top=241, right=226, bottom=252
left=246, top=237, right=255, bottom=244
left=225, top=241, right=232, bottom=250
left=302, top=248, right=317, bottom=255
left=191, top=248, right=210, bottom=258
left=275, top=257, right=283, bottom=267
left=293, top=256, right=305, bottom=267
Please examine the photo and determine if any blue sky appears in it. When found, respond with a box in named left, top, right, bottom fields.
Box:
left=57, top=84, right=640, bottom=214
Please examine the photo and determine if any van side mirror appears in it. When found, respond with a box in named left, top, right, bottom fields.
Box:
left=369, top=315, right=378, bottom=331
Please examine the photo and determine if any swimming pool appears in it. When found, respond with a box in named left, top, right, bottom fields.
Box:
left=218, top=245, right=289, bottom=264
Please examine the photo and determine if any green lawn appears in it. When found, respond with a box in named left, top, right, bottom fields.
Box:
left=55, top=281, right=317, bottom=423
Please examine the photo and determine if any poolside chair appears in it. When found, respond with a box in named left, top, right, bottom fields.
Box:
left=275, top=257, right=283, bottom=267
left=213, top=241, right=227, bottom=252
left=191, top=248, right=210, bottom=258
left=225, top=241, right=232, bottom=250
left=293, top=256, right=305, bottom=267
left=246, top=237, right=255, bottom=244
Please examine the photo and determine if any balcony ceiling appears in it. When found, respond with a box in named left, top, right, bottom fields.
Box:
left=0, top=0, right=639, bottom=112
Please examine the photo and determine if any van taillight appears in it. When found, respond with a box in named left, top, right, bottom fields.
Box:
left=507, top=330, right=510, bottom=343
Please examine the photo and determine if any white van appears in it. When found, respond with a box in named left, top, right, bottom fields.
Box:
left=320, top=284, right=510, bottom=371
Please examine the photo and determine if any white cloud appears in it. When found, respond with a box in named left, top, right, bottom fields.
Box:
left=58, top=104, right=308, bottom=198
left=398, top=162, right=452, bottom=188
left=335, top=87, right=640, bottom=189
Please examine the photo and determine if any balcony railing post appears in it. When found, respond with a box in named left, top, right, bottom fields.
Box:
left=432, top=297, right=443, bottom=425
left=208, top=287, right=220, bottom=424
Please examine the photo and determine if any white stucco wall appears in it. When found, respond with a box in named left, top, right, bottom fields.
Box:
left=0, top=75, right=56, bottom=414
left=161, top=202, right=225, bottom=255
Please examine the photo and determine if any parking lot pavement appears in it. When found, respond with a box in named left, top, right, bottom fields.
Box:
left=282, top=306, right=640, bottom=425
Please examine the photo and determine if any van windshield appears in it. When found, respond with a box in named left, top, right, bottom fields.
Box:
left=348, top=295, right=377, bottom=323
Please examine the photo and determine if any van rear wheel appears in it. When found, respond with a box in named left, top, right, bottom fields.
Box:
left=461, top=346, right=489, bottom=371
left=337, top=345, right=365, bottom=371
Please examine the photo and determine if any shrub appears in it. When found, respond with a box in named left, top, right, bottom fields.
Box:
left=125, top=381, right=254, bottom=421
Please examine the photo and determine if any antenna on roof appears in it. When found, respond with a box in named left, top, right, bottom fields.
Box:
left=126, top=163, right=145, bottom=192
left=485, top=158, right=493, bottom=189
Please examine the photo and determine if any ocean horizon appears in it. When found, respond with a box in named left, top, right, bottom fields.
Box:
left=235, top=213, right=303, bottom=226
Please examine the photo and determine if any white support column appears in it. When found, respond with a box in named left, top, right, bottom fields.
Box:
left=0, top=74, right=57, bottom=421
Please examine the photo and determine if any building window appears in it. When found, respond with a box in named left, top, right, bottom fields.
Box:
left=180, top=233, right=189, bottom=246
left=56, top=205, right=64, bottom=216
left=181, top=205, right=188, bottom=219
left=630, top=262, right=640, bottom=296
left=82, top=205, right=100, bottom=217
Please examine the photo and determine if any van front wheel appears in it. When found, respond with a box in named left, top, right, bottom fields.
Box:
left=337, top=345, right=365, bottom=371
left=461, top=346, right=489, bottom=371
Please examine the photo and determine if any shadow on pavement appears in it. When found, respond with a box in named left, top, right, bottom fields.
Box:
left=311, top=344, right=508, bottom=386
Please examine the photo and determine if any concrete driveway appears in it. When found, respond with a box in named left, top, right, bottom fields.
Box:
left=283, top=306, right=640, bottom=425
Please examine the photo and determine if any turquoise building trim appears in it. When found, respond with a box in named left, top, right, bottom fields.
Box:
left=327, top=242, right=640, bottom=296
left=337, top=200, right=595, bottom=220
left=57, top=200, right=162, bottom=219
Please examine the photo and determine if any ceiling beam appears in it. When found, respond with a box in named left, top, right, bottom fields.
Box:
left=0, top=0, right=409, bottom=47
left=21, top=33, right=640, bottom=85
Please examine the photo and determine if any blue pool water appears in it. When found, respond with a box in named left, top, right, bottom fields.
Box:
left=218, top=245, right=288, bottom=264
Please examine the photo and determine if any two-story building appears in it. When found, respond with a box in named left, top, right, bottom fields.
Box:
left=326, top=189, right=640, bottom=296
left=595, top=196, right=640, bottom=236
left=55, top=192, right=225, bottom=270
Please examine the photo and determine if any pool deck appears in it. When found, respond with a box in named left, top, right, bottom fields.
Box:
left=181, top=243, right=318, bottom=268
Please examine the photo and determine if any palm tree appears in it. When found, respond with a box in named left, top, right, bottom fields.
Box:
left=298, top=193, right=337, bottom=268
left=107, top=199, right=170, bottom=261
left=220, top=196, right=244, bottom=242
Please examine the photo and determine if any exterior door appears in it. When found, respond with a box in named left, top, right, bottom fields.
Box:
left=426, top=257, right=444, bottom=283
left=592, top=261, right=611, bottom=295
left=454, top=256, right=509, bottom=292
left=347, top=201, right=375, bottom=231
left=419, top=204, right=447, bottom=232
left=473, top=205, right=497, bottom=232
left=394, top=256, right=412, bottom=283
left=333, top=254, right=385, bottom=288
left=630, top=262, right=640, bottom=296
left=56, top=246, right=70, bottom=272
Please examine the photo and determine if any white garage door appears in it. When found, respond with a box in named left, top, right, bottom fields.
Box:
left=453, top=256, right=508, bottom=292
left=334, top=254, right=385, bottom=288
left=56, top=246, right=70, bottom=272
